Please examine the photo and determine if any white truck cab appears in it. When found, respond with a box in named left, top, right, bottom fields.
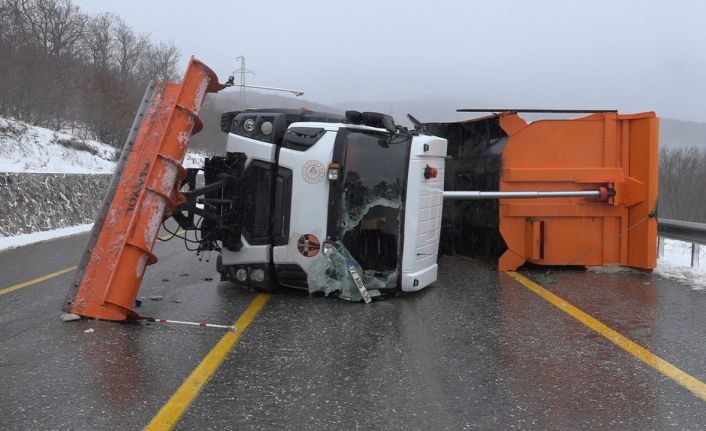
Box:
left=190, top=109, right=446, bottom=301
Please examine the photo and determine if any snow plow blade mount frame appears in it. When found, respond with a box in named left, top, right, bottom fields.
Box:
left=63, top=57, right=224, bottom=321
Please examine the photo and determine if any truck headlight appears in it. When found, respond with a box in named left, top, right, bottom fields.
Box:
left=251, top=268, right=265, bottom=282
left=260, top=121, right=273, bottom=135
left=236, top=268, right=248, bottom=282
left=243, top=118, right=256, bottom=132
left=327, top=163, right=340, bottom=181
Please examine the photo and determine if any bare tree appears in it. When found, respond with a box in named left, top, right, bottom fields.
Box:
left=84, top=12, right=114, bottom=70
left=0, top=0, right=181, bottom=146
left=0, top=0, right=24, bottom=50
left=659, top=147, right=706, bottom=222
left=138, top=40, right=180, bottom=82
left=113, top=16, right=147, bottom=81
left=18, top=0, right=86, bottom=57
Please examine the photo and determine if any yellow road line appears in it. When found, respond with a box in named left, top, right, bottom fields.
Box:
left=507, top=271, right=706, bottom=402
left=0, top=227, right=181, bottom=298
left=145, top=293, right=271, bottom=431
left=0, top=266, right=76, bottom=297
left=0, top=226, right=177, bottom=297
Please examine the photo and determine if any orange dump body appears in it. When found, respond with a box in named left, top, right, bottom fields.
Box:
left=497, top=112, right=659, bottom=271
left=63, top=58, right=223, bottom=321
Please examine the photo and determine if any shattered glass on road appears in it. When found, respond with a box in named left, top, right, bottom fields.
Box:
left=306, top=240, right=398, bottom=302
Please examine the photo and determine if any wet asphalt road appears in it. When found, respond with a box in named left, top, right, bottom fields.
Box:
left=1, top=233, right=706, bottom=430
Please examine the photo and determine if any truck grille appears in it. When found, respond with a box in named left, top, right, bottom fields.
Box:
left=242, top=161, right=273, bottom=245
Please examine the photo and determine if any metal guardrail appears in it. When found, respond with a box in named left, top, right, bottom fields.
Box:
left=658, top=218, right=706, bottom=244
left=658, top=218, right=706, bottom=268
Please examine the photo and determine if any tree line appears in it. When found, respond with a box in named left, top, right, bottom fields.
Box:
left=0, top=0, right=180, bottom=146
left=659, top=147, right=706, bottom=223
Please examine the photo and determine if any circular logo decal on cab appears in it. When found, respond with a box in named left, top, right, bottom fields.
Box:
left=301, top=160, right=325, bottom=184
left=297, top=234, right=320, bottom=257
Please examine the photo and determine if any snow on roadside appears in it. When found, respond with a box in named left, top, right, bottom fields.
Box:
left=0, top=223, right=93, bottom=252
left=0, top=116, right=207, bottom=174
left=0, top=117, right=117, bottom=173
left=1, top=116, right=209, bottom=241
left=183, top=152, right=206, bottom=169
left=655, top=238, right=706, bottom=290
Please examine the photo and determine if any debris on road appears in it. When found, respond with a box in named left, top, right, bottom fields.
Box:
left=60, top=313, right=81, bottom=322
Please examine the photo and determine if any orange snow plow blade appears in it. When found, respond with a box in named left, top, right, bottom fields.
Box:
left=497, top=112, right=659, bottom=271
left=63, top=57, right=224, bottom=321
left=432, top=111, right=658, bottom=272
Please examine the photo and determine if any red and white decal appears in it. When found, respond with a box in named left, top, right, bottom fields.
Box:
left=301, top=160, right=325, bottom=184
left=297, top=234, right=321, bottom=257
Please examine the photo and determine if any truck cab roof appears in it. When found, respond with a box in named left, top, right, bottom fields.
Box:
left=221, top=108, right=400, bottom=146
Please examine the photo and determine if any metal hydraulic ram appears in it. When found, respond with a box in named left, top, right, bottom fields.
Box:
left=63, top=57, right=225, bottom=321
left=443, top=188, right=611, bottom=200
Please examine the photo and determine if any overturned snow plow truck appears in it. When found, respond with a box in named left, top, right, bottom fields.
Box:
left=63, top=58, right=658, bottom=320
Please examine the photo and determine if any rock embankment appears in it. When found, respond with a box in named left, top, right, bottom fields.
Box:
left=0, top=173, right=110, bottom=236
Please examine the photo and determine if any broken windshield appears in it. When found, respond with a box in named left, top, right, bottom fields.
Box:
left=328, top=129, right=411, bottom=289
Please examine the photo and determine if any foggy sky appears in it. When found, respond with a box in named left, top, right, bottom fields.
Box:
left=74, top=0, right=706, bottom=122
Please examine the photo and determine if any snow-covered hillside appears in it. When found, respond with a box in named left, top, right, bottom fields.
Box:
left=0, top=116, right=205, bottom=173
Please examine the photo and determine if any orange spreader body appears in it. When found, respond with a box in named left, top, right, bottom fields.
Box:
left=64, top=57, right=224, bottom=320
left=497, top=112, right=659, bottom=271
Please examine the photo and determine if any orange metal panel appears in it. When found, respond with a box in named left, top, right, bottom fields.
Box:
left=497, top=112, right=659, bottom=271
left=626, top=116, right=659, bottom=268
left=66, top=57, right=224, bottom=320
left=502, top=167, right=625, bottom=183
